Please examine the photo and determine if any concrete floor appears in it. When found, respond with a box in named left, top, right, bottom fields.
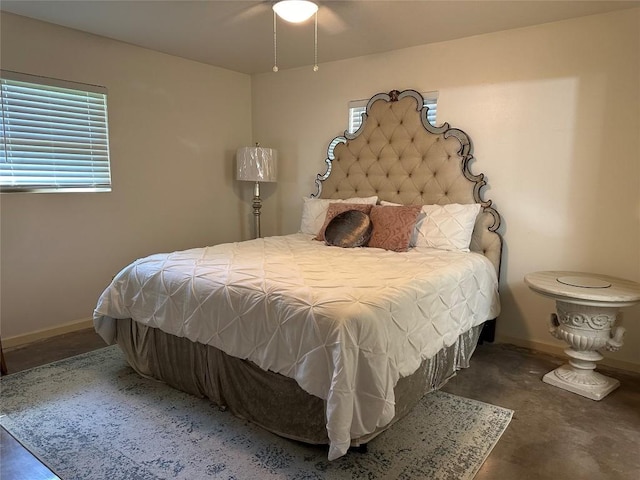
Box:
left=2, top=329, right=640, bottom=479
left=441, top=344, right=640, bottom=480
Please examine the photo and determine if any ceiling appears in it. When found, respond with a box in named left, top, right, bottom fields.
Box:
left=2, top=0, right=638, bottom=74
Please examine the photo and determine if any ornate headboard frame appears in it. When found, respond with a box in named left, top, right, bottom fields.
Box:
left=312, top=89, right=503, bottom=277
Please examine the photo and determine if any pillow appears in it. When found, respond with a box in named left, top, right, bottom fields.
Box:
left=379, top=200, right=425, bottom=247
left=324, top=210, right=373, bottom=248
left=367, top=205, right=422, bottom=252
left=414, top=203, right=481, bottom=251
left=315, top=203, right=374, bottom=241
left=300, top=196, right=378, bottom=235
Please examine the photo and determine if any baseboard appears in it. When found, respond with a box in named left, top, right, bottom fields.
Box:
left=3, top=318, right=94, bottom=350
left=495, top=335, right=640, bottom=374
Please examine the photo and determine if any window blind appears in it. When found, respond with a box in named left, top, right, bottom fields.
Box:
left=1, top=71, right=112, bottom=193
left=348, top=99, right=368, bottom=134
left=327, top=92, right=439, bottom=155
left=348, top=91, right=438, bottom=134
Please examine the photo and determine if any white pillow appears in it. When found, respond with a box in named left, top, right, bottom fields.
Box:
left=300, top=196, right=378, bottom=235
left=415, top=203, right=481, bottom=252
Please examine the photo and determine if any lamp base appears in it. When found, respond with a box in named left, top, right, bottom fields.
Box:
left=252, top=181, right=262, bottom=239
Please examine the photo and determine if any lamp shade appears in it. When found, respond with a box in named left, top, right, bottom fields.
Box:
left=236, top=146, right=277, bottom=183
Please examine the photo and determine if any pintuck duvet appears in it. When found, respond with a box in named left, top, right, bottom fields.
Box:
left=94, top=233, right=500, bottom=460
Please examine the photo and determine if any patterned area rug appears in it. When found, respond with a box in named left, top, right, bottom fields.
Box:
left=0, top=346, right=512, bottom=480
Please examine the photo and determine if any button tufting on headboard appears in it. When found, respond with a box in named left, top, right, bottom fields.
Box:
left=313, top=89, right=503, bottom=276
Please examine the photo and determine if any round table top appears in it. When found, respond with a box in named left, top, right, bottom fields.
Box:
left=524, top=271, right=640, bottom=306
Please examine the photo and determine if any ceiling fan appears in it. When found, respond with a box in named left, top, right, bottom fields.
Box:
left=233, top=0, right=349, bottom=35
left=232, top=1, right=348, bottom=72
left=229, top=0, right=349, bottom=72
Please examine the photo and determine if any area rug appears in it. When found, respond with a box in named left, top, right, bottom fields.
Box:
left=0, top=346, right=512, bottom=480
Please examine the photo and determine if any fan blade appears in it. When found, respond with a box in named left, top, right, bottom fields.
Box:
left=318, top=5, right=349, bottom=34
left=224, top=2, right=270, bottom=27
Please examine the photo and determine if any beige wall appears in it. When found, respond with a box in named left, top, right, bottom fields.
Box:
left=0, top=13, right=252, bottom=340
left=252, top=9, right=640, bottom=369
left=2, top=9, right=639, bottom=371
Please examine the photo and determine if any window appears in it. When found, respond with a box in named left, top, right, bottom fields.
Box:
left=1, top=71, right=111, bottom=193
left=348, top=91, right=438, bottom=134
left=327, top=91, right=438, bottom=156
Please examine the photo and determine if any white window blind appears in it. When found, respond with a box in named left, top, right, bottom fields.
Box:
left=348, top=99, right=368, bottom=134
left=327, top=92, right=439, bottom=156
left=1, top=71, right=112, bottom=193
left=348, top=91, right=438, bottom=134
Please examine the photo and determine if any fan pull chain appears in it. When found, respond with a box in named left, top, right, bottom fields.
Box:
left=273, top=10, right=278, bottom=72
left=272, top=6, right=318, bottom=73
left=313, top=11, right=318, bottom=72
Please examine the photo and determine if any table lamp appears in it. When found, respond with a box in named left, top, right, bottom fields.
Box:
left=236, top=145, right=277, bottom=238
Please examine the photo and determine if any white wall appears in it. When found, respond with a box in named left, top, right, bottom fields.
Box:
left=251, top=9, right=640, bottom=370
left=0, top=13, right=252, bottom=341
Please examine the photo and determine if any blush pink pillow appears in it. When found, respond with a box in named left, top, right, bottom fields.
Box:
left=315, top=203, right=373, bottom=241
left=367, top=205, right=422, bottom=252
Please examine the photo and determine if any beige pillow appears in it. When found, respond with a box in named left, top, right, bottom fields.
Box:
left=315, top=203, right=374, bottom=241
left=367, top=205, right=422, bottom=252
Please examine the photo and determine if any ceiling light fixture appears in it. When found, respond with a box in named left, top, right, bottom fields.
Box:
left=272, top=0, right=319, bottom=73
left=273, top=0, right=318, bottom=23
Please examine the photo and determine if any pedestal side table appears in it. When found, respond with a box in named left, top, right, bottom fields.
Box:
left=524, top=271, right=640, bottom=400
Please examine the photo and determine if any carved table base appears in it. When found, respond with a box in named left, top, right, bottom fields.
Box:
left=524, top=271, right=640, bottom=402
left=543, top=302, right=623, bottom=401
left=543, top=365, right=619, bottom=401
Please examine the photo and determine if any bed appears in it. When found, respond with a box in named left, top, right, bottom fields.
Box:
left=93, top=89, right=502, bottom=461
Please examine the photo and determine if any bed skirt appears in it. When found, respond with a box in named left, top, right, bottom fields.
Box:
left=114, top=318, right=482, bottom=446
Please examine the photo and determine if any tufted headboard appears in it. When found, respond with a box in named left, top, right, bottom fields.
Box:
left=312, top=89, right=502, bottom=277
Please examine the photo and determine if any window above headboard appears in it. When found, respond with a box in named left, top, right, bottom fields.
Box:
left=348, top=91, right=438, bottom=134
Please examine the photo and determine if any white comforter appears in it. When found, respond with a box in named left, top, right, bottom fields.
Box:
left=94, top=233, right=499, bottom=460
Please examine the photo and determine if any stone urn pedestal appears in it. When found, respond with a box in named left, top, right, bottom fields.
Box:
left=543, top=301, right=624, bottom=400
left=524, top=271, right=640, bottom=401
